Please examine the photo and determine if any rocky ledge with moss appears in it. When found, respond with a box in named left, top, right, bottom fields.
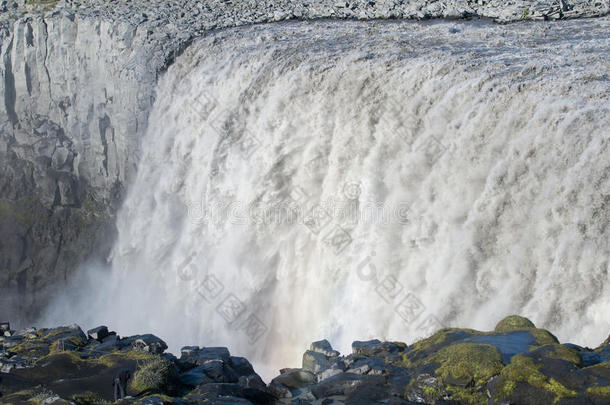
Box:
left=0, top=316, right=609, bottom=404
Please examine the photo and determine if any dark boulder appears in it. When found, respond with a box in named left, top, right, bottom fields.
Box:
left=311, top=372, right=385, bottom=399
left=121, top=334, right=167, bottom=354
left=351, top=339, right=404, bottom=357
left=87, top=325, right=109, bottom=342
left=180, top=346, right=231, bottom=365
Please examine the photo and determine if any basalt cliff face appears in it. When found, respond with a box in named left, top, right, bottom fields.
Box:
left=0, top=0, right=608, bottom=324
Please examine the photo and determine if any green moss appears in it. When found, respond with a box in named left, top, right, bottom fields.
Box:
left=432, top=343, right=503, bottom=387
left=495, top=316, right=536, bottom=333
left=97, top=350, right=158, bottom=367
left=0, top=387, right=61, bottom=405
left=8, top=340, right=49, bottom=359
left=586, top=385, right=610, bottom=397
left=529, top=329, right=559, bottom=346
left=28, top=388, right=58, bottom=404
left=498, top=354, right=577, bottom=404
left=140, top=394, right=175, bottom=403
left=523, top=8, right=530, bottom=19
left=533, top=344, right=582, bottom=366
left=426, top=343, right=503, bottom=405
left=71, top=391, right=109, bottom=405
left=129, top=357, right=172, bottom=394
left=422, top=385, right=443, bottom=400
left=402, top=328, right=479, bottom=367
left=390, top=341, right=408, bottom=351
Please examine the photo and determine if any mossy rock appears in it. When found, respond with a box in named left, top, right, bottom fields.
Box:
left=0, top=387, right=53, bottom=404
left=495, top=315, right=536, bottom=333
left=37, top=326, right=87, bottom=347
left=497, top=354, right=578, bottom=404
left=527, top=345, right=583, bottom=367
left=424, top=343, right=504, bottom=404
left=136, top=394, right=177, bottom=404
left=586, top=385, right=610, bottom=400
left=401, top=328, right=477, bottom=368
left=401, top=324, right=558, bottom=372
left=579, top=362, right=610, bottom=381
left=71, top=391, right=110, bottom=405
left=96, top=350, right=159, bottom=367
left=8, top=340, right=50, bottom=360
left=431, top=343, right=503, bottom=385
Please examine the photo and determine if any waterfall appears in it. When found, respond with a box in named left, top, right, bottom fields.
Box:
left=44, top=19, right=610, bottom=377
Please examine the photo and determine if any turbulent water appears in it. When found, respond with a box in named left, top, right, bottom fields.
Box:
left=44, top=18, right=610, bottom=377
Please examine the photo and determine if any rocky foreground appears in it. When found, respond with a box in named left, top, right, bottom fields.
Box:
left=0, top=316, right=609, bottom=404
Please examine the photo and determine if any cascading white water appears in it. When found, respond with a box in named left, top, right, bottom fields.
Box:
left=44, top=19, right=609, bottom=377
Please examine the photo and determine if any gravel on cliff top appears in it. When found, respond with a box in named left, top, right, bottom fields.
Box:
left=1, top=0, right=609, bottom=34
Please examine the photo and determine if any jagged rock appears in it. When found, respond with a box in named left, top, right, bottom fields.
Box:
left=0, top=322, right=10, bottom=332
left=87, top=325, right=109, bottom=342
left=82, top=335, right=122, bottom=357
left=38, top=325, right=88, bottom=346
left=303, top=350, right=332, bottom=374
left=311, top=339, right=340, bottom=357
left=231, top=356, right=256, bottom=376
left=272, top=368, right=316, bottom=389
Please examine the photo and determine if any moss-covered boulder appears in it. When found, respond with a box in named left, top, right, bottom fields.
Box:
left=494, top=315, right=537, bottom=332
left=494, top=345, right=586, bottom=405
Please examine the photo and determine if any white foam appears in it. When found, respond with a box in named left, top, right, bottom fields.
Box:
left=43, top=20, right=610, bottom=379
